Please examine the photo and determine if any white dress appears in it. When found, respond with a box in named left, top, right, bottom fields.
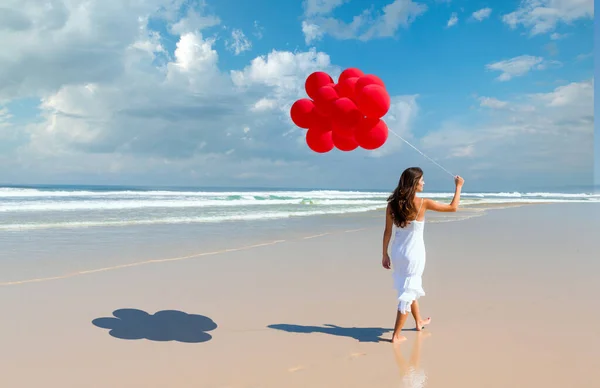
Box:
left=391, top=198, right=426, bottom=314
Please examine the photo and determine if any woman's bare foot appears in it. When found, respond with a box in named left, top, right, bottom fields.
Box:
left=392, top=334, right=407, bottom=344
left=416, top=317, right=431, bottom=331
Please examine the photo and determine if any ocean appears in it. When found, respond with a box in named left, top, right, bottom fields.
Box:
left=1, top=184, right=598, bottom=284
left=1, top=185, right=598, bottom=231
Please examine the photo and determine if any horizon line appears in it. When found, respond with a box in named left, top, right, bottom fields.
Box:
left=0, top=182, right=598, bottom=194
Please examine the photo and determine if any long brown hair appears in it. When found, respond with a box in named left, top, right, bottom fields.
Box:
left=387, top=167, right=423, bottom=228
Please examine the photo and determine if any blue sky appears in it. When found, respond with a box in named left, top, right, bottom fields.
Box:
left=596, top=11, right=600, bottom=190
left=0, top=0, right=595, bottom=192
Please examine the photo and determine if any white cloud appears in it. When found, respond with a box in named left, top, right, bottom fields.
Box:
left=226, top=29, right=252, bottom=55
left=0, top=107, right=13, bottom=127
left=447, top=12, right=458, bottom=27
left=575, top=52, right=593, bottom=62
left=450, top=144, right=474, bottom=158
left=253, top=20, right=264, bottom=39
left=0, top=0, right=155, bottom=101
left=550, top=32, right=568, bottom=40
left=169, top=6, right=221, bottom=35
left=165, top=32, right=220, bottom=91
left=502, top=0, right=593, bottom=36
left=360, top=0, right=428, bottom=40
left=0, top=0, right=225, bottom=103
left=472, top=8, right=492, bottom=21
left=130, top=32, right=166, bottom=57
left=0, top=0, right=591, bottom=191
left=302, top=21, right=325, bottom=44
left=529, top=79, right=593, bottom=108
left=485, top=55, right=559, bottom=81
left=420, top=80, right=593, bottom=186
left=251, top=98, right=277, bottom=112
left=301, top=0, right=427, bottom=43
left=0, top=0, right=421, bottom=189
left=479, top=97, right=508, bottom=109
left=304, top=0, right=349, bottom=16
left=231, top=48, right=337, bottom=95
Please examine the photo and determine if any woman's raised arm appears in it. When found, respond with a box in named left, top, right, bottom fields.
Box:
left=424, top=176, right=464, bottom=213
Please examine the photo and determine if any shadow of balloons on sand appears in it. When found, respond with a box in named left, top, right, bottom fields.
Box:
left=268, top=323, right=392, bottom=343
left=92, top=308, right=217, bottom=343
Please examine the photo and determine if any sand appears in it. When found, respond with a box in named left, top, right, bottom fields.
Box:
left=0, top=203, right=598, bottom=387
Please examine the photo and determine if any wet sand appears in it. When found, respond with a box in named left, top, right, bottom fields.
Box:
left=0, top=203, right=598, bottom=387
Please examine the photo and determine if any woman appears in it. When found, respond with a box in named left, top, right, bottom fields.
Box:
left=382, top=167, right=464, bottom=343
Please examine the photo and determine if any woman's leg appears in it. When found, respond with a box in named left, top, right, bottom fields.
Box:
left=392, top=310, right=409, bottom=343
left=410, top=300, right=431, bottom=331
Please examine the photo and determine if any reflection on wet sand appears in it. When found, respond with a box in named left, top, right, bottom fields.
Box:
left=393, top=332, right=430, bottom=388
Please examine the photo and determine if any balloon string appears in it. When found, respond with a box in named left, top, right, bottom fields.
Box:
left=387, top=129, right=456, bottom=178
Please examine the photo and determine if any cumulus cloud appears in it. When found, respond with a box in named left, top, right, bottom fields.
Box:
left=502, top=0, right=593, bottom=36
left=550, top=32, right=568, bottom=40
left=304, top=0, right=350, bottom=16
left=226, top=29, right=252, bottom=55
left=421, top=80, right=593, bottom=187
left=485, top=55, right=560, bottom=81
left=0, top=1, right=422, bottom=189
left=301, top=0, right=427, bottom=44
left=29, top=43, right=334, bottom=164
left=0, top=0, right=592, bottom=191
left=472, top=8, right=492, bottom=21
left=447, top=13, right=458, bottom=27
left=0, top=0, right=227, bottom=103
left=169, top=6, right=221, bottom=35
left=251, top=98, right=277, bottom=112
left=302, top=21, right=325, bottom=45
left=231, top=48, right=339, bottom=104
left=479, top=97, right=508, bottom=109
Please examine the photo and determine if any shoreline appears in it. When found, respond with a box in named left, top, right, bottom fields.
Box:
left=0, top=202, right=592, bottom=287
left=0, top=202, right=518, bottom=287
left=1, top=202, right=595, bottom=287
left=0, top=200, right=550, bottom=233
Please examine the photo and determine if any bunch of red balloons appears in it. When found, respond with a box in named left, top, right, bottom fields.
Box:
left=290, top=68, right=390, bottom=153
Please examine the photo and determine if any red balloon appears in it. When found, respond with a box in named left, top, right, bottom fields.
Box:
left=311, top=111, right=333, bottom=134
left=332, top=97, right=362, bottom=128
left=332, top=131, right=359, bottom=152
left=331, top=119, right=355, bottom=138
left=305, top=72, right=334, bottom=100
left=290, top=98, right=315, bottom=129
left=356, top=84, right=391, bottom=119
left=335, top=77, right=359, bottom=101
left=338, top=68, right=364, bottom=83
left=306, top=128, right=334, bottom=153
left=355, top=74, right=385, bottom=95
left=314, top=85, right=339, bottom=117
left=355, top=117, right=389, bottom=150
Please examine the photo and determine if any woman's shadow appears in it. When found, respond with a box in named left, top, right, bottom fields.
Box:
left=267, top=322, right=422, bottom=343
left=92, top=308, right=217, bottom=343
left=267, top=323, right=392, bottom=343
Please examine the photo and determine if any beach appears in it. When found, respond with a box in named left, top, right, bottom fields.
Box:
left=0, top=201, right=599, bottom=387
